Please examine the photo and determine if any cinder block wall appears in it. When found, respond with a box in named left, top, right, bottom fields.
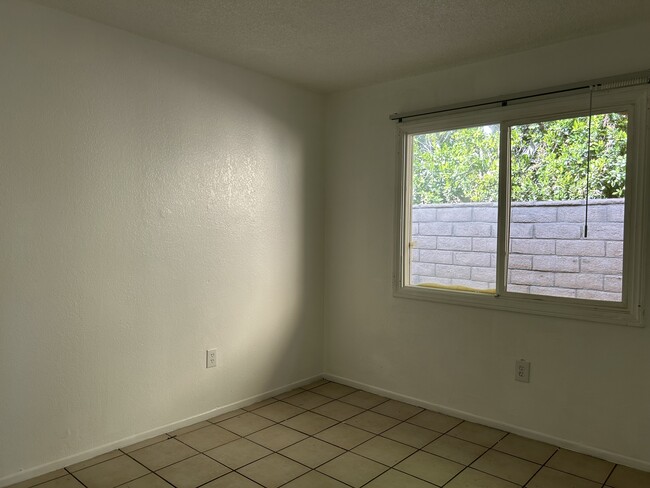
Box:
left=410, top=199, right=624, bottom=299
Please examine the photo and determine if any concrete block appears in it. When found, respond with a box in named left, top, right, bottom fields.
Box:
left=607, top=204, right=625, bottom=222
left=557, top=205, right=608, bottom=222
left=604, top=275, right=623, bottom=293
left=411, top=223, right=419, bottom=235
left=419, top=222, right=453, bottom=236
left=510, top=223, right=534, bottom=238
left=437, top=236, right=472, bottom=251
left=413, top=236, right=437, bottom=250
left=529, top=286, right=576, bottom=298
left=472, top=237, right=497, bottom=252
left=472, top=206, right=497, bottom=222
left=510, top=239, right=555, bottom=255
left=420, top=250, right=453, bottom=264
left=533, top=255, right=579, bottom=273
left=412, top=207, right=436, bottom=223
left=606, top=241, right=623, bottom=257
left=581, top=257, right=623, bottom=274
left=453, top=222, right=492, bottom=237
left=411, top=262, right=436, bottom=276
left=534, top=223, right=582, bottom=239
left=437, top=207, right=473, bottom=222
left=555, top=240, right=605, bottom=257
left=511, top=206, right=557, bottom=223
left=576, top=289, right=621, bottom=301
left=471, top=266, right=496, bottom=282
left=454, top=251, right=491, bottom=267
left=508, top=255, right=532, bottom=270
left=506, top=284, right=531, bottom=294
left=436, top=264, right=471, bottom=279
left=410, top=249, right=420, bottom=262
left=555, top=273, right=603, bottom=290
left=586, top=223, right=624, bottom=240
left=509, top=269, right=555, bottom=287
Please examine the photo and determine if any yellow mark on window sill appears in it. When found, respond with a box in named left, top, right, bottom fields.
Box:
left=417, top=282, right=496, bottom=294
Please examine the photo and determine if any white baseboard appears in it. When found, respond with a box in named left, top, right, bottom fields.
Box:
left=0, top=374, right=322, bottom=488
left=324, top=373, right=650, bottom=473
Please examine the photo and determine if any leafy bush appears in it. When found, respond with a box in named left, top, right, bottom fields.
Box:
left=412, top=113, right=627, bottom=205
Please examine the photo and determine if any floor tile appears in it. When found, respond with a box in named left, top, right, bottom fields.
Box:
left=314, top=423, right=374, bottom=449
left=115, top=474, right=173, bottom=488
left=395, top=451, right=464, bottom=486
left=317, top=452, right=387, bottom=488
left=67, top=451, right=122, bottom=472
left=7, top=470, right=68, bottom=488
left=74, top=455, right=150, bottom=488
left=344, top=411, right=400, bottom=434
left=279, top=437, right=345, bottom=468
left=352, top=436, right=416, bottom=466
left=176, top=425, right=240, bottom=452
left=156, top=454, right=229, bottom=488
left=547, top=449, right=615, bottom=483
left=17, top=476, right=85, bottom=488
left=422, top=434, right=487, bottom=465
left=237, top=453, right=309, bottom=488
left=607, top=464, right=650, bottom=487
left=492, top=434, right=557, bottom=464
left=301, top=379, right=330, bottom=390
left=448, top=421, right=506, bottom=447
left=251, top=401, right=305, bottom=422
left=282, top=391, right=331, bottom=410
left=407, top=410, right=463, bottom=433
left=282, top=470, right=349, bottom=488
left=527, top=467, right=601, bottom=488
left=205, top=438, right=271, bottom=470
left=364, top=469, right=437, bottom=488
left=121, top=435, right=170, bottom=454
left=217, top=412, right=274, bottom=436
left=471, top=449, right=540, bottom=485
left=381, top=421, right=441, bottom=448
left=242, top=398, right=276, bottom=412
left=445, top=468, right=520, bottom=488
left=208, top=409, right=246, bottom=424
left=339, top=390, right=388, bottom=409
left=246, top=424, right=307, bottom=451
left=128, top=438, right=197, bottom=471
left=281, top=411, right=338, bottom=435
left=311, top=382, right=357, bottom=399
left=168, top=421, right=211, bottom=437
left=312, top=400, right=364, bottom=421
left=371, top=399, right=423, bottom=420
left=201, top=472, right=261, bottom=488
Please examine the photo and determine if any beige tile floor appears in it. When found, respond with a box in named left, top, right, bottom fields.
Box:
left=10, top=380, right=650, bottom=488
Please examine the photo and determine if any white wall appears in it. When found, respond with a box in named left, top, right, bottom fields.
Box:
left=324, top=24, right=650, bottom=468
left=0, top=0, right=323, bottom=481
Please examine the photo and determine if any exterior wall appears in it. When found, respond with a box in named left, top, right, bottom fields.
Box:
left=411, top=199, right=624, bottom=299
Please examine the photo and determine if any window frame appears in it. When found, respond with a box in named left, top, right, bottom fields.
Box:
left=394, top=86, right=648, bottom=326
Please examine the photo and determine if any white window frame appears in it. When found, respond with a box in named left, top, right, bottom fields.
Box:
left=394, top=86, right=648, bottom=326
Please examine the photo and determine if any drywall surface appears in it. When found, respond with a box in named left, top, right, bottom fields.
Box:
left=324, top=24, right=650, bottom=467
left=0, top=0, right=323, bottom=480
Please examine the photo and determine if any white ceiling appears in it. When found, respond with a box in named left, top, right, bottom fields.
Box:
left=31, top=0, right=650, bottom=93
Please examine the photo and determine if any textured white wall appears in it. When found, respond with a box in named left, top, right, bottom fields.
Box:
left=324, top=24, right=650, bottom=468
left=0, top=1, right=323, bottom=481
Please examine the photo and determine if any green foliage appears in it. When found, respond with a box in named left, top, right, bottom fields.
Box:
left=411, top=113, right=627, bottom=205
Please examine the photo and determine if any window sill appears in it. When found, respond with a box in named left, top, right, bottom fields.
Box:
left=394, top=283, right=643, bottom=327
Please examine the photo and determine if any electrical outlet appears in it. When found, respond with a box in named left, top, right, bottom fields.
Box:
left=515, top=359, right=530, bottom=383
left=206, top=349, right=217, bottom=369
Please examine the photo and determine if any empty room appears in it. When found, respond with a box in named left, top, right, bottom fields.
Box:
left=2, top=1, right=650, bottom=487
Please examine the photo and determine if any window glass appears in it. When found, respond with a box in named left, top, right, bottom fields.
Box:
left=507, top=113, right=627, bottom=301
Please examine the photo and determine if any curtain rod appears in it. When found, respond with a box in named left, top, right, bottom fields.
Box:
left=389, top=69, right=650, bottom=122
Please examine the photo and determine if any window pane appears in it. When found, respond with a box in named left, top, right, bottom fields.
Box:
left=507, top=113, right=627, bottom=301
left=410, top=124, right=499, bottom=293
